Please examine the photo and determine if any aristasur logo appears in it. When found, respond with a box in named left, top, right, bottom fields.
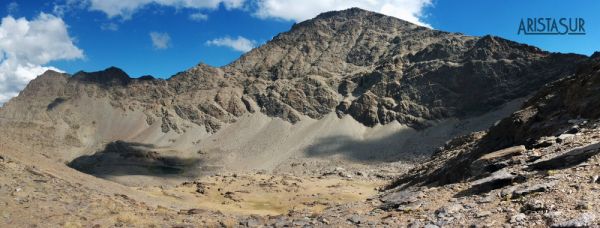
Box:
left=518, top=18, right=586, bottom=35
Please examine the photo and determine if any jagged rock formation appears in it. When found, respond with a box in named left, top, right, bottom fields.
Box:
left=389, top=52, right=600, bottom=189
left=371, top=56, right=600, bottom=226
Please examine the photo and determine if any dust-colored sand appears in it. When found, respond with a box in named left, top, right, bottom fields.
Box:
left=141, top=173, right=383, bottom=216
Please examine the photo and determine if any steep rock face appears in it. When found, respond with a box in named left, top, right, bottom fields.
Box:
left=389, top=54, right=600, bottom=188
left=223, top=8, right=586, bottom=128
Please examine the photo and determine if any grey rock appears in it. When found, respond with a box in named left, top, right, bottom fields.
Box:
left=529, top=142, right=600, bottom=170
left=477, top=194, right=496, bottom=203
left=470, top=145, right=526, bottom=177
left=551, top=213, right=596, bottom=227
left=435, top=204, right=464, bottom=218
left=292, top=218, right=310, bottom=226
left=397, top=202, right=423, bottom=212
left=472, top=169, right=515, bottom=186
left=521, top=200, right=548, bottom=213
left=181, top=208, right=207, bottom=215
left=424, top=224, right=440, bottom=228
left=500, top=185, right=518, bottom=199
left=355, top=171, right=367, bottom=176
left=544, top=211, right=564, bottom=223
left=468, top=169, right=525, bottom=194
left=476, top=211, right=492, bottom=218
left=271, top=217, right=290, bottom=227
left=510, top=213, right=527, bottom=223
left=407, top=221, right=423, bottom=228
left=512, top=181, right=558, bottom=199
left=534, top=136, right=556, bottom=148
left=242, top=218, right=261, bottom=227
left=556, top=134, right=576, bottom=143
left=575, top=201, right=591, bottom=210
left=380, top=189, right=424, bottom=210
left=347, top=215, right=366, bottom=224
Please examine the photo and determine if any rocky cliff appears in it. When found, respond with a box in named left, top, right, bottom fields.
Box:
left=374, top=53, right=600, bottom=227
left=389, top=52, right=600, bottom=189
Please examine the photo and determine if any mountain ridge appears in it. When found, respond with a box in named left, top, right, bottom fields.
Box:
left=0, top=7, right=590, bottom=177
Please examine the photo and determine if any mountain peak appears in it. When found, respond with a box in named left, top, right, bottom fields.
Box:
left=290, top=7, right=422, bottom=32
left=313, top=8, right=418, bottom=27
left=314, top=7, right=380, bottom=19
left=72, top=66, right=131, bottom=86
left=39, top=69, right=65, bottom=77
left=227, top=8, right=436, bottom=78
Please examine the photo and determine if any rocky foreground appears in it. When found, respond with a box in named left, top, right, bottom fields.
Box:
left=2, top=124, right=600, bottom=227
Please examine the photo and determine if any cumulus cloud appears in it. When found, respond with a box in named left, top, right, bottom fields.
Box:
left=150, top=31, right=171, bottom=49
left=253, top=0, right=432, bottom=27
left=79, top=0, right=432, bottom=26
left=189, top=12, right=208, bottom=21
left=88, top=0, right=247, bottom=19
left=0, top=13, right=83, bottom=104
left=206, top=36, right=256, bottom=52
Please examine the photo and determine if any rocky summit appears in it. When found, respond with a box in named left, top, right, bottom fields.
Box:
left=1, top=8, right=599, bottom=227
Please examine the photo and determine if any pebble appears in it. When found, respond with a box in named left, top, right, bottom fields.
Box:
left=347, top=215, right=365, bottom=224
left=510, top=213, right=527, bottom=223
left=476, top=211, right=492, bottom=218
left=557, top=134, right=575, bottom=143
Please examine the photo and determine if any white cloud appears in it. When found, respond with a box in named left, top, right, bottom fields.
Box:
left=80, top=0, right=432, bottom=27
left=189, top=12, right=208, bottom=21
left=150, top=31, right=171, bottom=49
left=206, top=36, right=256, bottom=52
left=6, top=2, right=18, bottom=15
left=52, top=0, right=88, bottom=17
left=0, top=13, right=83, bottom=104
left=88, top=0, right=247, bottom=19
left=253, top=0, right=433, bottom=27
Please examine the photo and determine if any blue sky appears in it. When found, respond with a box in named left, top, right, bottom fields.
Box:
left=426, top=0, right=599, bottom=56
left=0, top=0, right=598, bottom=103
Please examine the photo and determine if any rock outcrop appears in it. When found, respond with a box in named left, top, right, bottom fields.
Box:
left=388, top=53, right=600, bottom=189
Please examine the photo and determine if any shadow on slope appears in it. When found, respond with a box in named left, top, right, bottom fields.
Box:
left=304, top=128, right=443, bottom=162
left=305, top=97, right=529, bottom=163
left=68, top=141, right=204, bottom=179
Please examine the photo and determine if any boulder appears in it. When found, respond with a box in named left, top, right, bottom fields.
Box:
left=466, top=169, right=526, bottom=195
left=529, top=142, right=600, bottom=170
left=470, top=145, right=526, bottom=176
